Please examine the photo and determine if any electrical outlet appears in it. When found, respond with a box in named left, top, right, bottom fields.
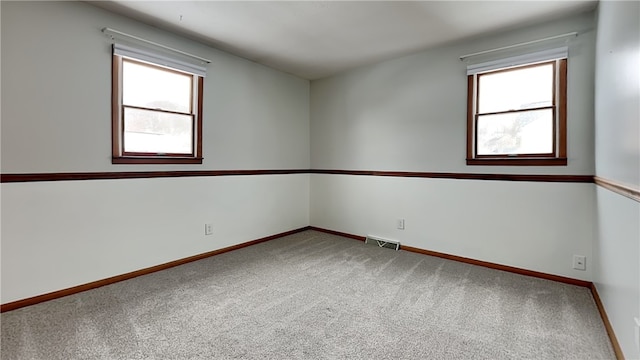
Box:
left=397, top=219, right=405, bottom=230
left=204, top=223, right=213, bottom=235
left=572, top=255, right=586, bottom=270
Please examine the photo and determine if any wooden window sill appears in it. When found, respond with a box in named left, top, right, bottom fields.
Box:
left=112, top=157, right=203, bottom=165
left=466, top=158, right=567, bottom=166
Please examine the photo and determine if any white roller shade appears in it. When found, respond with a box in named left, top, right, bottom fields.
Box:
left=466, top=47, right=568, bottom=75
left=113, top=43, right=207, bottom=77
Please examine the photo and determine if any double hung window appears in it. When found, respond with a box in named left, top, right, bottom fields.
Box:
left=466, top=48, right=568, bottom=166
left=111, top=44, right=205, bottom=164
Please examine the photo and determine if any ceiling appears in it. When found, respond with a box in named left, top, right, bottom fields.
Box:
left=91, top=1, right=597, bottom=80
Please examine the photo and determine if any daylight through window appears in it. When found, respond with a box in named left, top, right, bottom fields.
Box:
left=112, top=44, right=205, bottom=164
left=466, top=51, right=567, bottom=166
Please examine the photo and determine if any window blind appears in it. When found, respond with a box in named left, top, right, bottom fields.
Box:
left=466, top=46, right=568, bottom=75
left=113, top=43, right=207, bottom=77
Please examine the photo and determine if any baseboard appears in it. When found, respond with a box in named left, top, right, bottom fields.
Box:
left=310, top=226, right=590, bottom=287
left=590, top=283, right=625, bottom=360
left=401, top=245, right=591, bottom=287
left=308, top=226, right=366, bottom=241
left=0, top=226, right=311, bottom=313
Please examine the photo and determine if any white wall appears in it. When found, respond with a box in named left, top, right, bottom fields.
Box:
left=594, top=1, right=640, bottom=188
left=1, top=1, right=310, bottom=303
left=310, top=12, right=597, bottom=280
left=593, top=1, right=640, bottom=358
left=1, top=175, right=309, bottom=304
left=311, top=12, right=595, bottom=175
left=595, top=187, right=640, bottom=358
left=311, top=174, right=595, bottom=281
left=1, top=1, right=310, bottom=173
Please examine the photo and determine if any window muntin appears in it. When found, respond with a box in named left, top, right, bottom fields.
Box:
left=467, top=59, right=567, bottom=166
left=112, top=55, right=203, bottom=164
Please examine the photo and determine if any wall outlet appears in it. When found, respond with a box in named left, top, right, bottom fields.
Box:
left=204, top=223, right=213, bottom=235
left=397, top=219, right=405, bottom=230
left=572, top=255, right=586, bottom=270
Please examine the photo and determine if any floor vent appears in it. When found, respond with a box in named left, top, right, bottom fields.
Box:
left=365, top=235, right=400, bottom=251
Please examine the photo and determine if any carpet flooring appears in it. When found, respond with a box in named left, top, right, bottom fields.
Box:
left=1, top=230, right=615, bottom=359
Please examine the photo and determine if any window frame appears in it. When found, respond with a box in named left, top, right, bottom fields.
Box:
left=466, top=58, right=567, bottom=166
left=112, top=54, right=204, bottom=165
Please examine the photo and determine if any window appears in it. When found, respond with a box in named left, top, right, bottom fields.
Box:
left=466, top=49, right=567, bottom=166
left=112, top=44, right=205, bottom=164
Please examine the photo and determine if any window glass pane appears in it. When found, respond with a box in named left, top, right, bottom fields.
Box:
left=477, top=108, right=553, bottom=155
left=123, top=107, right=193, bottom=154
left=122, top=60, right=192, bottom=113
left=478, top=63, right=553, bottom=114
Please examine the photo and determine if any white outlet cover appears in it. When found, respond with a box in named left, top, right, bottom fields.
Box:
left=572, top=255, right=586, bottom=271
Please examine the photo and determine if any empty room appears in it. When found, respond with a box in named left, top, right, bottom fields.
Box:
left=1, top=0, right=638, bottom=359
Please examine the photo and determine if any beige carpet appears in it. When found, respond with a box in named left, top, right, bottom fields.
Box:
left=1, top=230, right=615, bottom=359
